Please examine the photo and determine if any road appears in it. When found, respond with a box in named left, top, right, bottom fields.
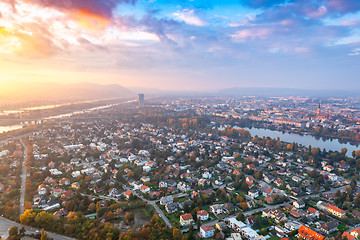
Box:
left=123, top=187, right=173, bottom=229
left=0, top=216, right=76, bottom=240
left=19, top=138, right=28, bottom=217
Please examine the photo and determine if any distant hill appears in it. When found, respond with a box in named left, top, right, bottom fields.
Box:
left=217, top=87, right=360, bottom=97
left=0, top=82, right=135, bottom=102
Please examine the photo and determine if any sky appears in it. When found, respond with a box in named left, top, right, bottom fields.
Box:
left=0, top=0, right=360, bottom=91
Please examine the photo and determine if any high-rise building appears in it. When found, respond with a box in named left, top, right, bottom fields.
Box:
left=138, top=94, right=144, bottom=107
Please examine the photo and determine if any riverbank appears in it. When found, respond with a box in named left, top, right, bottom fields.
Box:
left=243, top=127, right=359, bottom=157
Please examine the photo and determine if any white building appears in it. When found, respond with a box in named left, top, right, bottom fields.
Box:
left=200, top=225, right=214, bottom=238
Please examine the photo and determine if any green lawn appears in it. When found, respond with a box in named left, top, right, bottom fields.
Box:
left=268, top=235, right=281, bottom=240
left=338, top=224, right=347, bottom=232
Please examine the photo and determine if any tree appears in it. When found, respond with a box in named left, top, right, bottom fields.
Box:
left=188, top=222, right=195, bottom=240
left=20, top=209, right=36, bottom=225
left=24, top=201, right=32, bottom=210
left=240, top=202, right=248, bottom=211
left=351, top=179, right=357, bottom=189
left=41, top=229, right=49, bottom=240
left=341, top=148, right=348, bottom=156
left=8, top=226, right=18, bottom=237
left=236, top=212, right=245, bottom=222
left=196, top=218, right=201, bottom=229
left=124, top=212, right=134, bottom=225
left=173, top=228, right=182, bottom=240
left=19, top=227, right=26, bottom=237
left=89, top=202, right=96, bottom=212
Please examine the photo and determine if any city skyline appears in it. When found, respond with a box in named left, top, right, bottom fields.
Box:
left=0, top=0, right=360, bottom=91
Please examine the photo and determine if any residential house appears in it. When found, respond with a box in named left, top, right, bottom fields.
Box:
left=59, top=178, right=70, bottom=186
left=160, top=195, right=174, bottom=205
left=262, top=209, right=287, bottom=223
left=248, top=189, right=259, bottom=199
left=71, top=182, right=80, bottom=190
left=284, top=221, right=302, bottom=231
left=293, top=200, right=305, bottom=209
left=275, top=179, right=284, bottom=187
left=71, top=171, right=81, bottom=178
left=226, top=233, right=242, bottom=240
left=246, top=216, right=257, bottom=226
left=298, top=225, right=325, bottom=240
left=197, top=210, right=209, bottom=221
left=124, top=190, right=132, bottom=200
left=263, top=188, right=273, bottom=197
left=210, top=204, right=223, bottom=215
left=61, top=190, right=74, bottom=200
left=350, top=228, right=360, bottom=238
left=51, top=188, right=63, bottom=198
left=133, top=182, right=143, bottom=190
left=108, top=188, right=121, bottom=198
left=180, top=213, right=194, bottom=226
left=265, top=196, right=274, bottom=205
left=307, top=207, right=319, bottom=218
left=140, top=185, right=150, bottom=193
left=177, top=182, right=190, bottom=192
left=342, top=232, right=356, bottom=240
left=37, top=184, right=47, bottom=195
left=223, top=203, right=235, bottom=214
left=200, top=225, right=214, bottom=238
left=159, top=181, right=167, bottom=188
left=165, top=202, right=178, bottom=214
left=321, top=221, right=338, bottom=235
left=241, top=227, right=260, bottom=239
left=226, top=217, right=246, bottom=232
left=140, top=176, right=150, bottom=183
left=328, top=205, right=346, bottom=218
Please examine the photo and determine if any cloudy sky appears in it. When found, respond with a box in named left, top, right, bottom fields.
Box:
left=0, top=0, right=359, bottom=91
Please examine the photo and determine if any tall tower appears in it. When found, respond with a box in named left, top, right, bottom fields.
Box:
left=138, top=94, right=144, bottom=107
left=317, top=102, right=321, bottom=116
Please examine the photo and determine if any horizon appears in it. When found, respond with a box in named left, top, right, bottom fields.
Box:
left=0, top=0, right=360, bottom=92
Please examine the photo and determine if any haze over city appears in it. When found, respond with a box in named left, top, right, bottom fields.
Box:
left=2, top=1, right=360, bottom=240
left=1, top=0, right=360, bottom=92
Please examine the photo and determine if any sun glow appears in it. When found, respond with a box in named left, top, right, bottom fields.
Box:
left=72, top=9, right=111, bottom=31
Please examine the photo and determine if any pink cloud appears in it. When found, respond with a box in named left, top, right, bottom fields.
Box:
left=231, top=28, right=272, bottom=42
left=304, top=6, right=328, bottom=18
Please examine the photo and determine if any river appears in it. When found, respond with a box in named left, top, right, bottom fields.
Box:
left=0, top=99, right=136, bottom=134
left=243, top=127, right=359, bottom=156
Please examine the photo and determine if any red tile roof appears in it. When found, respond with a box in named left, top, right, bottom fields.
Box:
left=299, top=225, right=325, bottom=240
left=180, top=213, right=193, bottom=221
left=307, top=207, right=318, bottom=214
left=200, top=225, right=214, bottom=232
left=329, top=205, right=346, bottom=214
left=197, top=210, right=209, bottom=216
left=342, top=232, right=356, bottom=240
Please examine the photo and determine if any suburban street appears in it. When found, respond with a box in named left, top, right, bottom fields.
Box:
left=123, top=186, right=173, bottom=229
left=0, top=216, right=76, bottom=240
left=19, top=138, right=27, bottom=217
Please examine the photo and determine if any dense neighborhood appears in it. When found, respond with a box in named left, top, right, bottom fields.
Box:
left=0, top=97, right=360, bottom=240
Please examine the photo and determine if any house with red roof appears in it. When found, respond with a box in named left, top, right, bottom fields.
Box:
left=307, top=207, right=319, bottom=217
left=197, top=210, right=209, bottom=221
left=200, top=225, right=214, bottom=238
left=275, top=179, right=284, bottom=187
left=298, top=225, right=325, bottom=240
left=350, top=228, right=360, bottom=239
left=140, top=185, right=150, bottom=193
left=124, top=190, right=132, bottom=200
left=180, top=213, right=194, bottom=226
left=328, top=205, right=346, bottom=218
left=263, top=188, right=274, bottom=197
left=59, top=178, right=70, bottom=186
left=61, top=190, right=74, bottom=199
left=342, top=232, right=356, bottom=240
